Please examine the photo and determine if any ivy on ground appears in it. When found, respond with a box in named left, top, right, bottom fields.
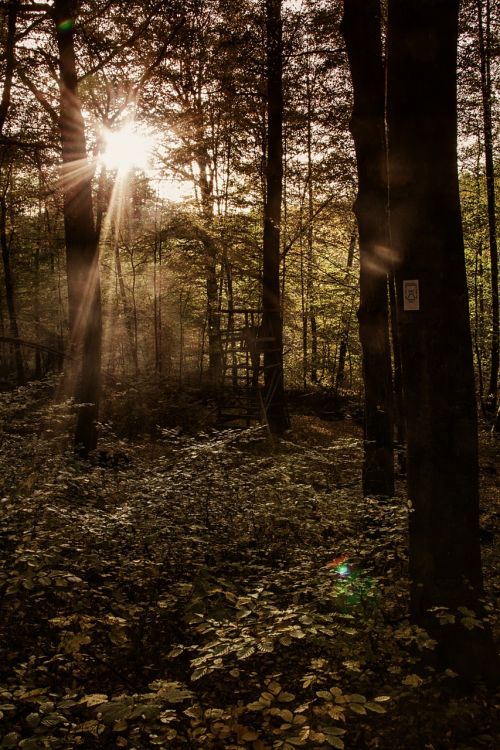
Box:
left=0, top=380, right=498, bottom=749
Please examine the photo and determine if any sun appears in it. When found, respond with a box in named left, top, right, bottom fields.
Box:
left=101, top=122, right=155, bottom=174
left=99, top=122, right=193, bottom=204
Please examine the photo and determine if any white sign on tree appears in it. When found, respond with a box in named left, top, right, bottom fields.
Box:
left=403, top=280, right=420, bottom=311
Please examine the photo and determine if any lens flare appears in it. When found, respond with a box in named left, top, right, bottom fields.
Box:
left=325, top=554, right=350, bottom=571
left=57, top=19, right=74, bottom=32
left=325, top=554, right=378, bottom=612
left=101, top=123, right=155, bottom=174
left=336, top=564, right=350, bottom=578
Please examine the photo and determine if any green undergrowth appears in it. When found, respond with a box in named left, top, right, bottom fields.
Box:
left=0, top=380, right=498, bottom=749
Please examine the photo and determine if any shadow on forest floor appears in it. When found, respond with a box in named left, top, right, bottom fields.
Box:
left=0, top=379, right=498, bottom=749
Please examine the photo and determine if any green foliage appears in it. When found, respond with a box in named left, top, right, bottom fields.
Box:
left=0, top=382, right=498, bottom=749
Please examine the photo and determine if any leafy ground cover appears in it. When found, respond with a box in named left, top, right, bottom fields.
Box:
left=0, top=379, right=498, bottom=749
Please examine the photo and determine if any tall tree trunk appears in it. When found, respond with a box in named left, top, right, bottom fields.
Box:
left=179, top=290, right=186, bottom=386
left=305, top=67, right=318, bottom=384
left=262, top=0, right=289, bottom=433
left=299, top=231, right=307, bottom=389
left=388, top=271, right=405, bottom=469
left=197, top=153, right=222, bottom=386
left=130, top=251, right=139, bottom=373
left=0, top=288, right=5, bottom=375
left=34, top=240, right=42, bottom=379
left=0, top=194, right=24, bottom=385
left=387, top=0, right=498, bottom=681
left=0, top=0, right=17, bottom=135
left=335, top=229, right=357, bottom=392
left=114, top=240, right=138, bottom=373
left=0, top=1, right=23, bottom=385
left=53, top=0, right=101, bottom=457
left=474, top=240, right=485, bottom=411
left=223, top=253, right=238, bottom=387
left=477, top=0, right=499, bottom=414
left=341, top=0, right=395, bottom=497
left=204, top=239, right=222, bottom=386
left=153, top=228, right=163, bottom=374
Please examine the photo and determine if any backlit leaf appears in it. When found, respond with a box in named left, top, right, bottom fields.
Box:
left=80, top=694, right=108, bottom=707
left=349, top=703, right=367, bottom=715
left=402, top=674, right=423, bottom=688
left=325, top=736, right=344, bottom=749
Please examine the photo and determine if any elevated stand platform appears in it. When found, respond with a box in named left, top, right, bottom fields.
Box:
left=216, top=308, right=287, bottom=428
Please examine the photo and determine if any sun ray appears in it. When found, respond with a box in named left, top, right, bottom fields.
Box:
left=101, top=122, right=155, bottom=174
left=59, top=157, right=95, bottom=192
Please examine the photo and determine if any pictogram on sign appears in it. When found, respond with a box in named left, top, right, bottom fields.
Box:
left=403, top=280, right=420, bottom=311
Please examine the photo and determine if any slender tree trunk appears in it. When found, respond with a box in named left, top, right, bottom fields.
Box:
left=310, top=314, right=318, bottom=385
left=335, top=229, right=356, bottom=392
left=34, top=241, right=42, bottom=379
left=299, top=231, right=307, bottom=389
left=474, top=240, right=485, bottom=411
left=223, top=254, right=238, bottom=387
left=153, top=242, right=158, bottom=373
left=0, top=0, right=17, bottom=135
left=0, top=194, right=24, bottom=384
left=53, top=0, right=101, bottom=456
left=153, top=231, right=162, bottom=374
left=158, top=231, right=163, bottom=374
left=0, top=2, right=23, bottom=385
left=262, top=0, right=289, bottom=433
left=388, top=271, right=405, bottom=469
left=477, top=0, right=499, bottom=414
left=0, top=280, right=5, bottom=374
left=198, top=163, right=222, bottom=386
left=281, top=123, right=288, bottom=306
left=114, top=241, right=137, bottom=373
left=387, top=0, right=498, bottom=681
left=341, top=0, right=395, bottom=497
left=306, top=68, right=318, bottom=384
left=130, top=250, right=139, bottom=373
left=179, top=290, right=186, bottom=386
left=204, top=240, right=222, bottom=386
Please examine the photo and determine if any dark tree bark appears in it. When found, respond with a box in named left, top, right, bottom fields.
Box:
left=0, top=193, right=24, bottom=385
left=197, top=151, right=222, bottom=387
left=261, top=0, right=289, bottom=434
left=335, top=229, right=356, bottom=393
left=153, top=227, right=163, bottom=375
left=305, top=66, right=318, bottom=384
left=477, top=0, right=499, bottom=415
left=0, top=1, right=24, bottom=385
left=34, top=240, right=42, bottom=379
left=114, top=240, right=138, bottom=374
left=473, top=238, right=486, bottom=412
left=0, top=0, right=17, bottom=135
left=388, top=270, right=405, bottom=468
left=387, top=0, right=498, bottom=681
left=53, top=0, right=101, bottom=456
left=341, top=0, right=395, bottom=497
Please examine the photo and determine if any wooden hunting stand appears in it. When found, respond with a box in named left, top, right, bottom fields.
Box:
left=217, top=308, right=288, bottom=428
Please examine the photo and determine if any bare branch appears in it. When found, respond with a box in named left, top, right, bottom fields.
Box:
left=0, top=336, right=66, bottom=358
left=16, top=67, right=59, bottom=124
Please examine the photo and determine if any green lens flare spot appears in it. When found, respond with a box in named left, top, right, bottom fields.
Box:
left=57, top=18, right=74, bottom=32
left=337, top=564, right=350, bottom=577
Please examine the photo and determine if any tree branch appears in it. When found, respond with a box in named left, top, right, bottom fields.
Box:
left=16, top=67, right=59, bottom=124
left=281, top=193, right=337, bottom=259
left=0, top=336, right=66, bottom=358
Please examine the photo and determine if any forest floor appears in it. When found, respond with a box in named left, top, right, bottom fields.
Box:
left=0, top=379, right=498, bottom=750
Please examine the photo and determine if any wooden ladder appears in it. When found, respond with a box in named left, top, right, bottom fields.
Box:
left=217, top=308, right=267, bottom=427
